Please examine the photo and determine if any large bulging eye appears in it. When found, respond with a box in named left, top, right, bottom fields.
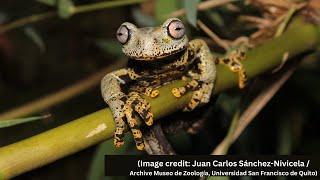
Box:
left=116, top=25, right=130, bottom=44
left=167, top=20, right=185, bottom=39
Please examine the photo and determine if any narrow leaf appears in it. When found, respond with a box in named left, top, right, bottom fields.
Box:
left=0, top=114, right=50, bottom=128
left=24, top=27, right=46, bottom=53
left=183, top=0, right=200, bottom=27
left=155, top=0, right=178, bottom=23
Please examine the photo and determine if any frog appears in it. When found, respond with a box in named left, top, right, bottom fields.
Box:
left=101, top=18, right=247, bottom=151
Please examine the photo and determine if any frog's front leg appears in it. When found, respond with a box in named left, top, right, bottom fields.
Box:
left=101, top=68, right=153, bottom=150
left=101, top=69, right=129, bottom=148
left=172, top=39, right=216, bottom=111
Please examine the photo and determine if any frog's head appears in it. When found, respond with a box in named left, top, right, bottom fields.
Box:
left=116, top=18, right=188, bottom=61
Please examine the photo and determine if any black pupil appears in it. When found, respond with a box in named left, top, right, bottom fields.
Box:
left=118, top=33, right=123, bottom=36
left=175, top=27, right=182, bottom=31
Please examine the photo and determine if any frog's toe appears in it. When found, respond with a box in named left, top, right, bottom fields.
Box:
left=150, top=89, right=159, bottom=98
left=183, top=90, right=203, bottom=111
left=112, top=113, right=127, bottom=148
left=132, top=129, right=145, bottom=150
left=133, top=102, right=154, bottom=126
left=114, top=127, right=125, bottom=145
left=128, top=92, right=154, bottom=126
left=172, top=79, right=201, bottom=99
left=183, top=82, right=213, bottom=111
left=219, top=47, right=248, bottom=89
left=238, top=71, right=248, bottom=89
left=114, top=137, right=124, bottom=148
left=172, top=87, right=186, bottom=98
left=199, top=82, right=214, bottom=103
left=144, top=87, right=160, bottom=98
left=124, top=105, right=145, bottom=150
left=137, top=109, right=154, bottom=126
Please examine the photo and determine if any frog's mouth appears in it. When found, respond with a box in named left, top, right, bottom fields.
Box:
left=130, top=46, right=188, bottom=61
left=128, top=49, right=187, bottom=68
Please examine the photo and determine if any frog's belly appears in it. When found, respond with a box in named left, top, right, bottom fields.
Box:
left=129, top=70, right=184, bottom=93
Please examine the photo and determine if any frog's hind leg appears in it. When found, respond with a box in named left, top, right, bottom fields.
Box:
left=216, top=48, right=247, bottom=88
left=101, top=69, right=133, bottom=148
left=172, top=39, right=216, bottom=111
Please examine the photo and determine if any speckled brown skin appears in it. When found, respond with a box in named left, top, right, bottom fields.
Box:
left=101, top=18, right=247, bottom=150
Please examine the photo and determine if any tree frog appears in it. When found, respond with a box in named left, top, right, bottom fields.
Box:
left=101, top=18, right=247, bottom=150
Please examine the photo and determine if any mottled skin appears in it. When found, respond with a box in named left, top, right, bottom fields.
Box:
left=101, top=18, right=247, bottom=150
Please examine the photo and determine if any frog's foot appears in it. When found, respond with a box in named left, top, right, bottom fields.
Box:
left=127, top=92, right=154, bottom=126
left=124, top=104, right=145, bottom=150
left=183, top=82, right=214, bottom=111
left=171, top=79, right=214, bottom=111
left=125, top=92, right=154, bottom=150
left=217, top=48, right=248, bottom=89
left=144, top=87, right=160, bottom=98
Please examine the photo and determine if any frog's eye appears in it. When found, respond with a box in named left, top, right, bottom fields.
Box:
left=167, top=20, right=185, bottom=39
left=116, top=25, right=130, bottom=44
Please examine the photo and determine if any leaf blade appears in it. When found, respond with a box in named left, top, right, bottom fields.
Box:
left=0, top=115, right=50, bottom=128
left=183, top=0, right=200, bottom=27
left=155, top=0, right=178, bottom=23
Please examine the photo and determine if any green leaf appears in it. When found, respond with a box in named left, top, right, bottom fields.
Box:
left=155, top=0, right=178, bottom=23
left=24, top=27, right=46, bottom=53
left=95, top=39, right=123, bottom=57
left=183, top=0, right=200, bottom=27
left=36, top=0, right=57, bottom=6
left=57, top=0, right=75, bottom=19
left=0, top=115, right=50, bottom=128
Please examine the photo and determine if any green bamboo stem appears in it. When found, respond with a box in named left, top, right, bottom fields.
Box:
left=0, top=17, right=318, bottom=179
